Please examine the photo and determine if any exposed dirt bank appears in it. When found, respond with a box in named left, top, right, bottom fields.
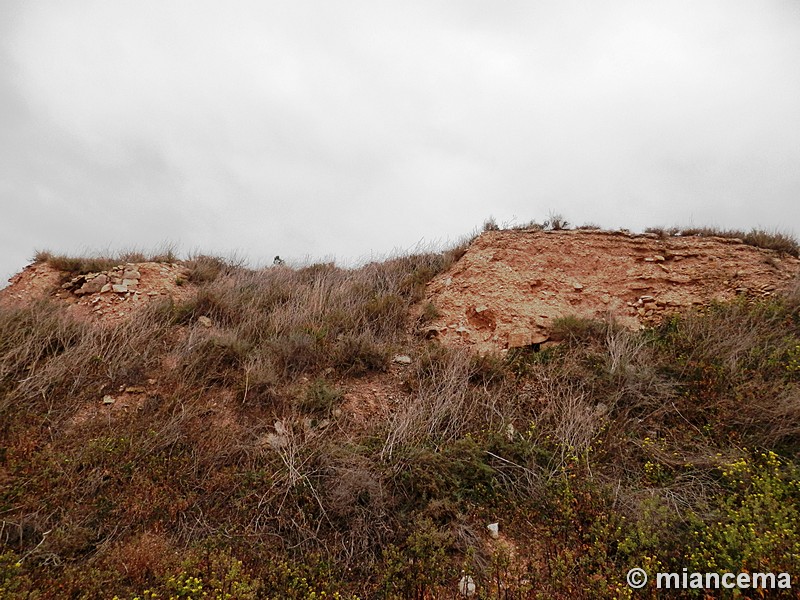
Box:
left=423, top=229, right=800, bottom=354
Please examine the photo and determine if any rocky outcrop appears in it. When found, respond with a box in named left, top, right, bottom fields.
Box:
left=63, top=264, right=142, bottom=295
left=423, top=229, right=800, bottom=354
left=0, top=260, right=192, bottom=324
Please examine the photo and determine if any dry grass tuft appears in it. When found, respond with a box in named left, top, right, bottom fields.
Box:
left=33, top=245, right=180, bottom=274
left=645, top=226, right=799, bottom=257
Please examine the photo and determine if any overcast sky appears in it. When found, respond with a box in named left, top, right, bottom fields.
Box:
left=2, top=0, right=800, bottom=285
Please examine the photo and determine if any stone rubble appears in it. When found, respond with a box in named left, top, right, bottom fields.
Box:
left=64, top=263, right=143, bottom=296
left=1, top=260, right=195, bottom=325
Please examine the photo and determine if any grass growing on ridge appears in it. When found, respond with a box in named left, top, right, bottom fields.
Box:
left=644, top=225, right=800, bottom=257
left=33, top=246, right=180, bottom=275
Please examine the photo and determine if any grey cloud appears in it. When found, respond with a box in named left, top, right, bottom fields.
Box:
left=2, top=0, right=800, bottom=286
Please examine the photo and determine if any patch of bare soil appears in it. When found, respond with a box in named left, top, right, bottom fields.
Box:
left=67, top=384, right=157, bottom=430
left=0, top=261, right=63, bottom=306
left=424, top=229, right=800, bottom=354
left=339, top=362, right=414, bottom=428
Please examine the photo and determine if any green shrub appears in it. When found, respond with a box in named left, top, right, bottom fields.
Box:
left=380, top=519, right=449, bottom=599
left=687, top=451, right=800, bottom=576
left=551, top=315, right=607, bottom=343
left=418, top=301, right=440, bottom=324
left=331, top=332, right=390, bottom=375
left=301, top=379, right=344, bottom=414
left=0, top=551, right=33, bottom=598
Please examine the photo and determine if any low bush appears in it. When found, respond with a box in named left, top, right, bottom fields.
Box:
left=551, top=314, right=609, bottom=343
left=687, top=451, right=800, bottom=577
left=300, top=379, right=344, bottom=414
left=184, top=253, right=244, bottom=283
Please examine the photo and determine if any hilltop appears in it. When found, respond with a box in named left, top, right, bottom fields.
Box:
left=3, top=229, right=798, bottom=338
left=1, top=226, right=799, bottom=599
left=424, top=228, right=800, bottom=353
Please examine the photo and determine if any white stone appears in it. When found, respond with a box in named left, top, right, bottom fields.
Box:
left=458, top=574, right=476, bottom=597
left=487, top=522, right=500, bottom=539
left=505, top=423, right=516, bottom=440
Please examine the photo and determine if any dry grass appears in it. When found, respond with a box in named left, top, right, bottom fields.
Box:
left=33, top=245, right=180, bottom=275
left=0, top=299, right=175, bottom=427
left=645, top=225, right=799, bottom=257
left=184, top=253, right=245, bottom=283
left=533, top=379, right=606, bottom=477
left=380, top=347, right=478, bottom=459
left=659, top=299, right=800, bottom=449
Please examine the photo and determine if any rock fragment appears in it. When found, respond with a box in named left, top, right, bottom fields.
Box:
left=76, top=274, right=108, bottom=295
left=507, top=331, right=530, bottom=348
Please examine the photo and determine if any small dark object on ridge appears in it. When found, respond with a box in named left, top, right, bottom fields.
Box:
left=273, top=255, right=285, bottom=266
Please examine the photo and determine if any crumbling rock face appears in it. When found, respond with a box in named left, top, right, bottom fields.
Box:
left=0, top=261, right=193, bottom=324
left=62, top=263, right=144, bottom=295
left=423, top=229, right=800, bottom=354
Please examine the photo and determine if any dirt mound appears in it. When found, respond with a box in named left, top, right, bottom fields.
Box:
left=423, top=229, right=800, bottom=354
left=0, top=260, right=194, bottom=324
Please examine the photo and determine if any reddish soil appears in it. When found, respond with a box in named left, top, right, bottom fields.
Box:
left=339, top=363, right=414, bottom=428
left=0, top=261, right=195, bottom=325
left=423, top=229, right=800, bottom=354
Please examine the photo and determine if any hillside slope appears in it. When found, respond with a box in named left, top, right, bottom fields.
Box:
left=1, top=232, right=799, bottom=599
